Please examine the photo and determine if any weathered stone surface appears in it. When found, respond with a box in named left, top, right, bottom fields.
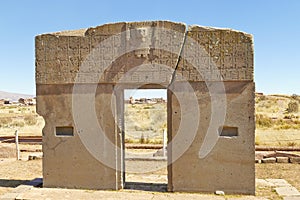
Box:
left=177, top=26, right=253, bottom=82
left=261, top=158, right=276, bottom=163
left=276, top=157, right=289, bottom=163
left=36, top=21, right=255, bottom=195
left=289, top=157, right=300, bottom=164
left=275, top=186, right=300, bottom=197
left=168, top=81, right=255, bottom=194
left=36, top=22, right=253, bottom=85
left=265, top=179, right=290, bottom=187
left=283, top=196, right=300, bottom=200
left=36, top=21, right=186, bottom=85
left=256, top=179, right=275, bottom=187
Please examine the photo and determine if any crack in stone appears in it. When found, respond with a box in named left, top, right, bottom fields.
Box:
left=167, top=28, right=188, bottom=88
left=45, top=137, right=67, bottom=153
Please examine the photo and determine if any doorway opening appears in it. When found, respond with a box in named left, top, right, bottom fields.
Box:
left=123, top=88, right=168, bottom=191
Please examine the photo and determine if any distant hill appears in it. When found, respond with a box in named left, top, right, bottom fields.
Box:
left=0, top=91, right=34, bottom=101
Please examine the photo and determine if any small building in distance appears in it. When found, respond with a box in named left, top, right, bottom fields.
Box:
left=18, top=98, right=36, bottom=106
left=126, top=97, right=166, bottom=104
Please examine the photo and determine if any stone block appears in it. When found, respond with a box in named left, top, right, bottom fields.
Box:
left=266, top=179, right=290, bottom=187
left=283, top=196, right=300, bottom=200
left=36, top=21, right=255, bottom=195
left=275, top=186, right=300, bottom=197
left=256, top=179, right=275, bottom=187
left=276, top=157, right=289, bottom=163
left=262, top=158, right=276, bottom=163
left=289, top=157, right=300, bottom=164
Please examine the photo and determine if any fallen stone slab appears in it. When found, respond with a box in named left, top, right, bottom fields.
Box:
left=255, top=152, right=269, bottom=160
left=262, top=158, right=276, bottom=163
left=290, top=157, right=300, bottom=164
left=275, top=186, right=300, bottom=197
left=276, top=157, right=289, bottom=163
left=283, top=197, right=300, bottom=200
left=283, top=196, right=300, bottom=200
left=256, top=179, right=275, bottom=187
left=265, top=179, right=290, bottom=187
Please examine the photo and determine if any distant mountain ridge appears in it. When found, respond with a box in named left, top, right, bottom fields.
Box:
left=0, top=91, right=34, bottom=101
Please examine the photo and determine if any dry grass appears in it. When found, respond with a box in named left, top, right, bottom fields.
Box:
left=255, top=129, right=300, bottom=146
left=255, top=94, right=300, bottom=127
left=255, top=94, right=300, bottom=146
left=256, top=114, right=300, bottom=130
left=0, top=105, right=43, bottom=136
left=124, top=103, right=167, bottom=143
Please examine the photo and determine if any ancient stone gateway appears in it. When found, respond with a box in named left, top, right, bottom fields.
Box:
left=36, top=21, right=255, bottom=195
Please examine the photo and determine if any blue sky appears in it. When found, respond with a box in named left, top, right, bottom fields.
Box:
left=0, top=0, right=299, bottom=95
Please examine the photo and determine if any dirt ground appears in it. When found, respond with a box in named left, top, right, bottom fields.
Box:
left=256, top=163, right=300, bottom=191
left=0, top=143, right=299, bottom=199
left=0, top=159, right=42, bottom=196
left=0, top=155, right=299, bottom=199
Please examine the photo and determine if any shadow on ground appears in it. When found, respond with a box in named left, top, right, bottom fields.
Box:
left=0, top=179, right=27, bottom=188
left=124, top=182, right=167, bottom=192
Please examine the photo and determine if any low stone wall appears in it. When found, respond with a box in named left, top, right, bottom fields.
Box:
left=256, top=151, right=300, bottom=163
